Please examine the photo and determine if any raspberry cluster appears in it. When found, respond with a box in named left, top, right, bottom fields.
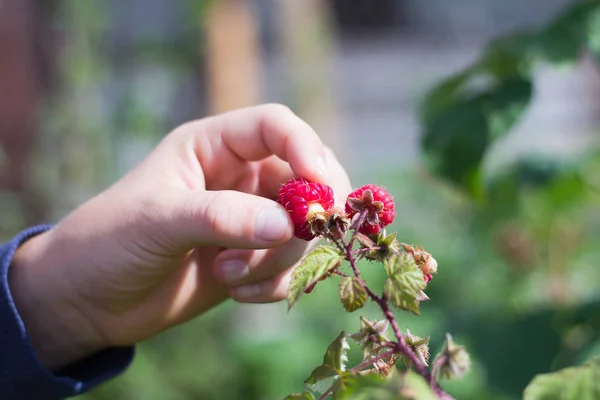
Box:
left=277, top=178, right=396, bottom=240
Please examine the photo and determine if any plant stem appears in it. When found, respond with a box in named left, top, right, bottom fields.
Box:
left=318, top=389, right=332, bottom=400
left=336, top=212, right=453, bottom=400
left=350, top=349, right=395, bottom=373
left=333, top=270, right=350, bottom=278
left=351, top=247, right=380, bottom=256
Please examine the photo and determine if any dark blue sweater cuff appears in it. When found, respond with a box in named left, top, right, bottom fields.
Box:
left=0, top=225, right=134, bottom=399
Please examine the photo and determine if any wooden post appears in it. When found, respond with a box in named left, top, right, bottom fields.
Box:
left=0, top=0, right=55, bottom=230
left=278, top=0, right=340, bottom=147
left=204, top=0, right=261, bottom=114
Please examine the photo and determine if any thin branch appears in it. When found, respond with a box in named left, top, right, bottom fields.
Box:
left=350, top=349, right=395, bottom=373
left=351, top=247, right=380, bottom=256
left=332, top=270, right=350, bottom=278
left=334, top=211, right=453, bottom=399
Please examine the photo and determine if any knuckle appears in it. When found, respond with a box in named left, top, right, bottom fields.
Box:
left=261, top=103, right=294, bottom=119
left=201, top=191, right=249, bottom=239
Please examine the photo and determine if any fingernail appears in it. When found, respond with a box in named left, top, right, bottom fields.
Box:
left=316, top=155, right=328, bottom=178
left=234, top=284, right=261, bottom=298
left=220, top=260, right=249, bottom=283
left=255, top=206, right=290, bottom=241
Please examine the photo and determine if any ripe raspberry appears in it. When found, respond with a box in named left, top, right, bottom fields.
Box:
left=277, top=178, right=335, bottom=241
left=345, top=184, right=395, bottom=235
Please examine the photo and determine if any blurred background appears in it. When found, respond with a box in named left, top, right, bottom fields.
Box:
left=2, top=0, right=600, bottom=399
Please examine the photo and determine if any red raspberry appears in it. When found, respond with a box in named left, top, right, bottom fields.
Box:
left=345, top=184, right=395, bottom=235
left=277, top=178, right=335, bottom=240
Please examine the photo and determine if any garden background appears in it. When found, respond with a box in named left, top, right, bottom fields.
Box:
left=1, top=1, right=600, bottom=399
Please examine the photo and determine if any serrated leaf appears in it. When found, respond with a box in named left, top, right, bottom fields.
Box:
left=339, top=277, right=367, bottom=312
left=282, top=392, right=316, bottom=400
left=384, top=279, right=421, bottom=315
left=304, top=332, right=350, bottom=395
left=384, top=254, right=425, bottom=292
left=524, top=357, right=600, bottom=400
left=383, top=254, right=426, bottom=314
left=287, top=246, right=343, bottom=310
left=305, top=364, right=339, bottom=384
left=304, top=365, right=338, bottom=395
left=323, top=331, right=350, bottom=372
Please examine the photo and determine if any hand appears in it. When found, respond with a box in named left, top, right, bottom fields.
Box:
left=8, top=104, right=352, bottom=371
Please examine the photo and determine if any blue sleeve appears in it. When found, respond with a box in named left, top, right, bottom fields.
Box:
left=0, top=225, right=135, bottom=399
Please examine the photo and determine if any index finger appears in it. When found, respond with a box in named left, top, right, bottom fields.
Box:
left=202, top=104, right=328, bottom=183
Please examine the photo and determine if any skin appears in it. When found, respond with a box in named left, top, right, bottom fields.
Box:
left=7, top=104, right=353, bottom=372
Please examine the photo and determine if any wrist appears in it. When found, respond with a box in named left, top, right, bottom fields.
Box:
left=8, top=229, right=106, bottom=371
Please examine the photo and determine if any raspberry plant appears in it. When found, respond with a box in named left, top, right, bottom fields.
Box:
left=278, top=179, right=470, bottom=400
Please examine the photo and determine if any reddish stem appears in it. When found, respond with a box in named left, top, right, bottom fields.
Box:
left=336, top=212, right=452, bottom=400
left=350, top=349, right=395, bottom=373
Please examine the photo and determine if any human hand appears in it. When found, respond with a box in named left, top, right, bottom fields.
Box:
left=8, top=104, right=352, bottom=371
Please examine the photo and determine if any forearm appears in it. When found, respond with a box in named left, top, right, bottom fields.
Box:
left=9, top=228, right=103, bottom=370
left=0, top=226, right=134, bottom=399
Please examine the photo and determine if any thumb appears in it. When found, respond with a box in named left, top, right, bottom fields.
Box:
left=169, top=190, right=294, bottom=249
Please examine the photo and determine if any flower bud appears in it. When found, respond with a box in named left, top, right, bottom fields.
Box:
left=435, top=334, right=471, bottom=380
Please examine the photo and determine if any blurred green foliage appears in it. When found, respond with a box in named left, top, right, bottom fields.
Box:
left=420, top=0, right=600, bottom=199
left=1, top=0, right=599, bottom=399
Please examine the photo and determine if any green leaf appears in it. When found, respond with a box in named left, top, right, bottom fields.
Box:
left=536, top=0, right=600, bottom=65
left=304, top=332, right=350, bottom=394
left=401, top=371, right=437, bottom=400
left=305, top=364, right=339, bottom=384
left=485, top=77, right=533, bottom=140
left=282, top=392, right=316, bottom=400
left=524, top=357, right=600, bottom=400
left=421, top=93, right=489, bottom=195
left=287, top=246, right=343, bottom=310
left=323, top=331, right=350, bottom=372
left=588, top=9, right=600, bottom=58
left=383, top=254, right=426, bottom=315
left=339, top=277, right=367, bottom=312
left=384, top=280, right=420, bottom=315
left=304, top=365, right=338, bottom=395
left=333, top=369, right=436, bottom=400
left=420, top=76, right=532, bottom=196
left=420, top=69, right=472, bottom=122
left=478, top=32, right=537, bottom=78
left=333, top=373, right=389, bottom=399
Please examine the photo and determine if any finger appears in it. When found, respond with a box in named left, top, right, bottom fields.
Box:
left=198, top=104, right=328, bottom=183
left=229, top=267, right=294, bottom=303
left=257, top=147, right=352, bottom=202
left=212, top=239, right=311, bottom=285
left=323, top=146, right=353, bottom=207
left=167, top=189, right=294, bottom=249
